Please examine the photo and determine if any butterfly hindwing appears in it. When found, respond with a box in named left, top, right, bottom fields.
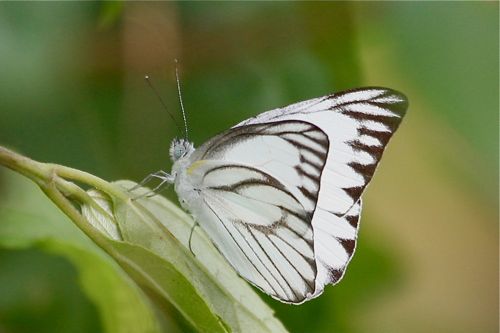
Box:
left=186, top=161, right=317, bottom=302
left=185, top=121, right=330, bottom=302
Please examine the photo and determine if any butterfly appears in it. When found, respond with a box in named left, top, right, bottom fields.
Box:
left=144, top=86, right=408, bottom=304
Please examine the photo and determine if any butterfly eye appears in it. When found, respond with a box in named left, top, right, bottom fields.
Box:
left=174, top=146, right=184, bottom=160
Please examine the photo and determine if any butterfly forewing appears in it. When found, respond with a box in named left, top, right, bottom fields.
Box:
left=236, top=87, right=407, bottom=215
left=177, top=87, right=407, bottom=303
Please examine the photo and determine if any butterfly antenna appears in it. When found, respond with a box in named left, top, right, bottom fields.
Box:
left=144, top=75, right=183, bottom=135
left=175, top=59, right=189, bottom=140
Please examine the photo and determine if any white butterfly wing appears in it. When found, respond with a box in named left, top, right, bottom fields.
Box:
left=178, top=87, right=407, bottom=303
left=236, top=87, right=408, bottom=214
left=182, top=121, right=328, bottom=302
left=234, top=87, right=408, bottom=298
left=195, top=162, right=318, bottom=302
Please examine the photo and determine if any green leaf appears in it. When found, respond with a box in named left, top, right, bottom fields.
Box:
left=0, top=147, right=287, bottom=333
left=108, top=180, right=288, bottom=333
left=0, top=173, right=162, bottom=333
left=79, top=183, right=288, bottom=332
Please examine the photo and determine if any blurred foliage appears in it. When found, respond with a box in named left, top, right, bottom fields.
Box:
left=0, top=2, right=497, bottom=333
left=0, top=249, right=101, bottom=333
left=0, top=174, right=166, bottom=333
left=356, top=2, right=498, bottom=201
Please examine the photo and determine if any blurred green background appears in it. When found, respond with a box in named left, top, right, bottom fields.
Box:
left=0, top=2, right=498, bottom=333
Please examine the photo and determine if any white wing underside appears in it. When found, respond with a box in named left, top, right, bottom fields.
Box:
left=197, top=162, right=318, bottom=302
left=180, top=87, right=407, bottom=303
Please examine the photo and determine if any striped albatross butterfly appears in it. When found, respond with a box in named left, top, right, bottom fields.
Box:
left=144, top=87, right=408, bottom=304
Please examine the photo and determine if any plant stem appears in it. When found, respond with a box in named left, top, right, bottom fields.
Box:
left=0, top=146, right=128, bottom=200
left=0, top=145, right=122, bottom=246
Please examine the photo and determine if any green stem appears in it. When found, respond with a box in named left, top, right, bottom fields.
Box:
left=0, top=145, right=121, bottom=245
left=56, top=176, right=116, bottom=222
left=50, top=163, right=129, bottom=201
left=0, top=146, right=51, bottom=186
left=39, top=180, right=109, bottom=249
left=0, top=146, right=128, bottom=201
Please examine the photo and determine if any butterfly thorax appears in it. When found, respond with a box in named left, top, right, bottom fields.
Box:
left=170, top=138, right=200, bottom=211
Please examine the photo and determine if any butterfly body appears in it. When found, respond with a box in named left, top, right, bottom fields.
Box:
left=162, top=87, right=407, bottom=304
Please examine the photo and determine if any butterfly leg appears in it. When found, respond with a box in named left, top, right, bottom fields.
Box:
left=129, top=170, right=174, bottom=199
left=188, top=221, right=199, bottom=256
left=128, top=170, right=167, bottom=191
left=143, top=179, right=172, bottom=198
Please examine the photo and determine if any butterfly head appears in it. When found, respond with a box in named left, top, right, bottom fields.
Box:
left=169, top=138, right=194, bottom=162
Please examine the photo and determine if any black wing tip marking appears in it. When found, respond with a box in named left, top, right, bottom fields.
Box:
left=325, top=236, right=358, bottom=285
left=329, top=86, right=409, bottom=115
left=326, top=86, right=408, bottom=133
left=342, top=186, right=364, bottom=202
left=338, top=238, right=356, bottom=256
left=367, top=86, right=409, bottom=117
left=326, top=87, right=408, bottom=202
left=357, top=126, right=392, bottom=144
left=347, top=161, right=377, bottom=183
left=344, top=213, right=360, bottom=229
left=332, top=208, right=360, bottom=229
left=328, top=268, right=345, bottom=284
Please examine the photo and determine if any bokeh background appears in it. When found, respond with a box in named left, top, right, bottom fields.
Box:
left=0, top=2, right=498, bottom=333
